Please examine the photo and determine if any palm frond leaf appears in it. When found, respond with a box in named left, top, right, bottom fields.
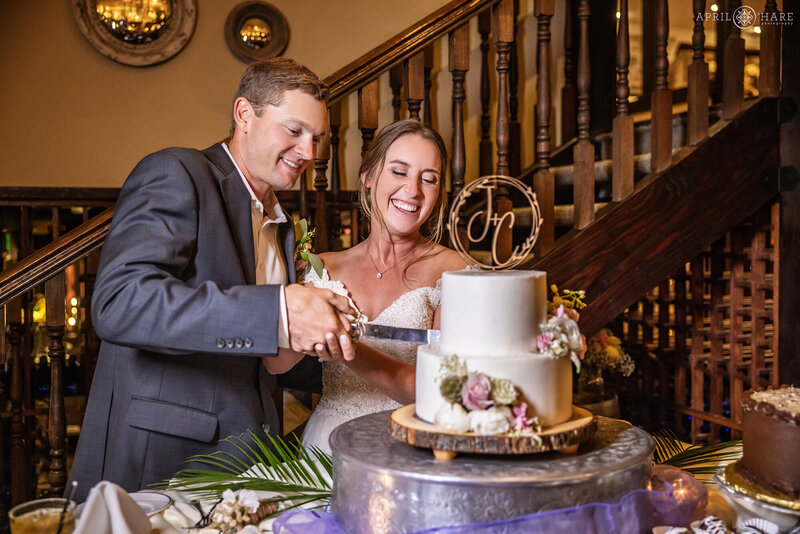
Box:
left=651, top=428, right=742, bottom=483
left=154, top=431, right=333, bottom=505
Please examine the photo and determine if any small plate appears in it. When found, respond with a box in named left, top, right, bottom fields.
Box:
left=75, top=490, right=172, bottom=519
left=714, top=467, right=800, bottom=531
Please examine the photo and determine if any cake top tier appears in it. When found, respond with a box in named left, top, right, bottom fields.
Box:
left=439, top=269, right=547, bottom=358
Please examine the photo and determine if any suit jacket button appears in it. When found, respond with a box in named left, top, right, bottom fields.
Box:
left=244, top=338, right=253, bottom=348
left=235, top=338, right=244, bottom=348
left=226, top=338, right=234, bottom=348
left=216, top=338, right=225, bottom=348
left=261, top=423, right=271, bottom=433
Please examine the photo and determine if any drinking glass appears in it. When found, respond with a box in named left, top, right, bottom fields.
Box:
left=8, top=497, right=76, bottom=534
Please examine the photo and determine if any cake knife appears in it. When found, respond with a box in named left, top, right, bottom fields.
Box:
left=352, top=322, right=441, bottom=344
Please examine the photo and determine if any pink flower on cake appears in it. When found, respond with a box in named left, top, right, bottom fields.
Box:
left=537, top=332, right=555, bottom=351
left=461, top=373, right=494, bottom=411
left=513, top=402, right=534, bottom=432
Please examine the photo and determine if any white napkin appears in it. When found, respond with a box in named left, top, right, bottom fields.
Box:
left=74, top=481, right=152, bottom=534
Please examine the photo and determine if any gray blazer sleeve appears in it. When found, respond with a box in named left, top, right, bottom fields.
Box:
left=92, top=150, right=281, bottom=356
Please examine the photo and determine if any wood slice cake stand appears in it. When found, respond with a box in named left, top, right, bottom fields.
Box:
left=389, top=404, right=597, bottom=460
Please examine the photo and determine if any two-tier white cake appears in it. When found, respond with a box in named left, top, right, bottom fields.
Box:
left=415, top=270, right=573, bottom=427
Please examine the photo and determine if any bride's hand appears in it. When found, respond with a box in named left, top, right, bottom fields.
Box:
left=315, top=332, right=356, bottom=363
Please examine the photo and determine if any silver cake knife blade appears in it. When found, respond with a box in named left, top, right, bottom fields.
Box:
left=355, top=322, right=441, bottom=345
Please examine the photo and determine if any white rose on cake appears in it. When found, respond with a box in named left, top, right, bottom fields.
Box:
left=468, top=406, right=514, bottom=435
left=434, top=403, right=471, bottom=433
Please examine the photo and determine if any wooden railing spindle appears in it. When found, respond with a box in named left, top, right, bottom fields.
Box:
left=688, top=0, right=710, bottom=145
left=612, top=0, right=634, bottom=202
left=534, top=0, right=554, bottom=256
left=423, top=45, right=435, bottom=126
left=758, top=1, right=780, bottom=98
left=509, top=0, right=522, bottom=177
left=406, top=52, right=425, bottom=120
left=390, top=65, right=404, bottom=121
left=329, top=102, right=342, bottom=196
left=313, top=135, right=331, bottom=253
left=493, top=0, right=514, bottom=263
left=299, top=169, right=308, bottom=219
left=7, top=299, right=28, bottom=505
left=358, top=80, right=379, bottom=157
left=449, top=23, right=470, bottom=197
left=650, top=0, right=672, bottom=173
left=478, top=9, right=493, bottom=177
left=722, top=0, right=745, bottom=119
left=45, top=273, right=67, bottom=496
left=572, top=0, right=595, bottom=230
left=561, top=0, right=577, bottom=144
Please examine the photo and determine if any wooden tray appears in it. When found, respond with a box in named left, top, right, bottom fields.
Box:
left=389, top=404, right=597, bottom=460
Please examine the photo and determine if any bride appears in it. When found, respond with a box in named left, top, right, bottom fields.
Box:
left=264, top=119, right=468, bottom=453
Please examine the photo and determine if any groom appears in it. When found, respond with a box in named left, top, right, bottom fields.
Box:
left=68, top=58, right=355, bottom=502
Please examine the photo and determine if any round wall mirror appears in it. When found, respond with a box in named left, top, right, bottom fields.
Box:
left=72, top=0, right=197, bottom=67
left=225, top=2, right=289, bottom=63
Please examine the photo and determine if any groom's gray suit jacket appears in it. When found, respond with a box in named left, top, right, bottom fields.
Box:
left=68, top=143, right=320, bottom=502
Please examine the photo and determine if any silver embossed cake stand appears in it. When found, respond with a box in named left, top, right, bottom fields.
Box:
left=330, top=411, right=654, bottom=534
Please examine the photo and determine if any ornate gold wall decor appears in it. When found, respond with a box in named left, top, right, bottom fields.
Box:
left=225, top=2, right=289, bottom=63
left=72, top=0, right=197, bottom=67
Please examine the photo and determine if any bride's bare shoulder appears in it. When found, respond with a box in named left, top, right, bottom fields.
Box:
left=429, top=244, right=468, bottom=273
left=319, top=245, right=364, bottom=279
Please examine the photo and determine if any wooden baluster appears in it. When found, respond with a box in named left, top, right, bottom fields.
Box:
left=493, top=0, right=514, bottom=264
left=449, top=23, right=470, bottom=198
left=46, top=273, right=67, bottom=496
left=7, top=298, right=27, bottom=506
left=313, top=134, right=331, bottom=253
left=758, top=1, right=780, bottom=98
left=389, top=65, right=404, bottom=122
left=423, top=45, right=435, bottom=127
left=82, top=249, right=100, bottom=394
left=534, top=0, right=554, bottom=256
left=722, top=0, right=745, bottom=119
left=650, top=0, right=672, bottom=173
left=406, top=52, right=425, bottom=121
left=508, top=0, right=521, bottom=177
left=299, top=169, right=308, bottom=220
left=688, top=0, right=710, bottom=145
left=613, top=0, right=634, bottom=201
left=713, top=0, right=732, bottom=103
left=359, top=80, right=379, bottom=157
left=562, top=0, right=577, bottom=144
left=329, top=102, right=342, bottom=197
left=573, top=0, right=595, bottom=230
left=0, top=310, right=7, bottom=526
left=729, top=229, right=745, bottom=428
left=478, top=9, right=493, bottom=177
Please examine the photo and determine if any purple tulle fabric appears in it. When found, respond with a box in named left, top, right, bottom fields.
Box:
left=273, top=478, right=702, bottom=534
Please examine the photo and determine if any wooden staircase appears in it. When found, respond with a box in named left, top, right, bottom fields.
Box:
left=0, top=0, right=798, bottom=516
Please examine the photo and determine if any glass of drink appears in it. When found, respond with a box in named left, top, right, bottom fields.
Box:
left=8, top=498, right=76, bottom=534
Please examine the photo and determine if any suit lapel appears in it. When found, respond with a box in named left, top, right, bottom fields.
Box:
left=206, top=143, right=256, bottom=286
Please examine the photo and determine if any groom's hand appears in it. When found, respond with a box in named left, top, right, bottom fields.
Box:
left=284, top=284, right=356, bottom=360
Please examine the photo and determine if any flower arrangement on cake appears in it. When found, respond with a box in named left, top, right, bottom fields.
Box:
left=536, top=285, right=587, bottom=372
left=433, top=354, right=542, bottom=438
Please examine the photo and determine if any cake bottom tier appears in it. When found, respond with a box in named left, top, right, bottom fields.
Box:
left=330, top=412, right=654, bottom=533
left=415, top=344, right=573, bottom=427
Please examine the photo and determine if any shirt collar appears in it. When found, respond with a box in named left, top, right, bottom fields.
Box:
left=222, top=142, right=287, bottom=224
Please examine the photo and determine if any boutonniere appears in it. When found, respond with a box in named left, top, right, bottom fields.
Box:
left=294, top=218, right=323, bottom=281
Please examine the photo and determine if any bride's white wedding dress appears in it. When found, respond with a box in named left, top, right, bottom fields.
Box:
left=300, top=268, right=444, bottom=455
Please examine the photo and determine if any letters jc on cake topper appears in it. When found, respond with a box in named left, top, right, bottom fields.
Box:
left=448, top=175, right=542, bottom=271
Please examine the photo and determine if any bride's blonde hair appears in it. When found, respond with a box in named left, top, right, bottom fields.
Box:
left=358, top=119, right=449, bottom=244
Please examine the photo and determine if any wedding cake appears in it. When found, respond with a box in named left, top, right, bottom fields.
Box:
left=734, top=385, right=800, bottom=498
left=415, top=270, right=574, bottom=429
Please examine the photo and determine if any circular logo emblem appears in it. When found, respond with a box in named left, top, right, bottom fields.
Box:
left=447, top=175, right=541, bottom=271
left=733, top=5, right=757, bottom=29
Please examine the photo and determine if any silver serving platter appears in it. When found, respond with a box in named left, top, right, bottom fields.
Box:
left=713, top=467, right=800, bottom=532
left=330, top=411, right=654, bottom=533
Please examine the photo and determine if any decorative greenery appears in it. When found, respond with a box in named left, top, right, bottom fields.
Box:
left=652, top=428, right=742, bottom=482
left=294, top=218, right=323, bottom=280
left=157, top=431, right=333, bottom=515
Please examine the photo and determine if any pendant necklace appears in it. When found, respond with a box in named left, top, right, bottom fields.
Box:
left=367, top=245, right=417, bottom=279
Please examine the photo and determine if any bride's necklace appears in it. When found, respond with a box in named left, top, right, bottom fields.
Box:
left=366, top=244, right=417, bottom=279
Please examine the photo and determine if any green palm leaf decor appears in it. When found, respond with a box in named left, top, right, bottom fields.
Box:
left=651, top=428, right=742, bottom=482
left=156, top=430, right=333, bottom=512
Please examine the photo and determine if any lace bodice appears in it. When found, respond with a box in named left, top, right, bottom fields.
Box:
left=300, top=268, right=443, bottom=453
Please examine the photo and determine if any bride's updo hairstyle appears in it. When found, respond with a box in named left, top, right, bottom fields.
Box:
left=358, top=119, right=448, bottom=244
